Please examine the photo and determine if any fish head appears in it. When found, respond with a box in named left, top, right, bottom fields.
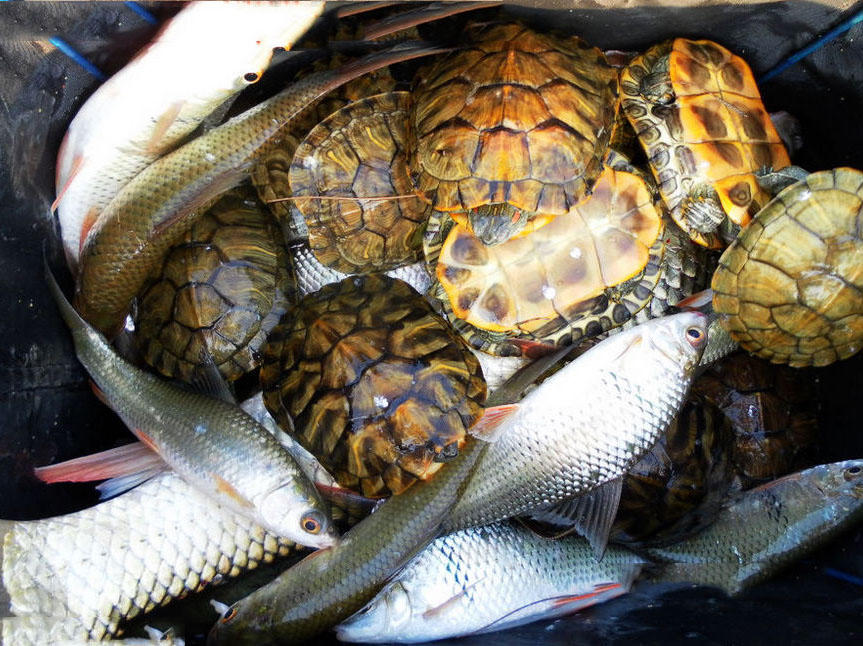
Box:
left=636, top=310, right=708, bottom=374
left=257, top=480, right=339, bottom=549
left=336, top=581, right=413, bottom=643
left=828, top=459, right=863, bottom=500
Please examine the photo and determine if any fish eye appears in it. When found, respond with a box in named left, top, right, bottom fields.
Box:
left=243, top=71, right=259, bottom=83
left=220, top=606, right=238, bottom=623
left=685, top=326, right=705, bottom=346
left=845, top=465, right=862, bottom=479
left=301, top=511, right=324, bottom=534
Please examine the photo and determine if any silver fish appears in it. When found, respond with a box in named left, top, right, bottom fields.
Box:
left=0, top=472, right=295, bottom=644
left=445, top=311, right=708, bottom=532
left=643, top=459, right=863, bottom=595
left=336, top=522, right=643, bottom=643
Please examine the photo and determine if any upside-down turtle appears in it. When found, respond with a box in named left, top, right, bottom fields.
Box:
left=259, top=275, right=486, bottom=498
left=134, top=185, right=294, bottom=381
left=620, top=38, right=791, bottom=249
left=712, top=167, right=863, bottom=367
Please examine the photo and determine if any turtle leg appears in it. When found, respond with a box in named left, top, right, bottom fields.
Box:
left=756, top=165, right=810, bottom=196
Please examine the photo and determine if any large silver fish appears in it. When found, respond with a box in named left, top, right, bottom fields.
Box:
left=445, top=311, right=708, bottom=534
left=208, top=437, right=489, bottom=645
left=0, top=472, right=294, bottom=645
left=336, top=522, right=644, bottom=643
left=43, top=268, right=336, bottom=549
left=643, top=459, right=863, bottom=595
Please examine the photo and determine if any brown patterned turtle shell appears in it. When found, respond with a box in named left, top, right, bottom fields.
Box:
left=620, top=38, right=791, bottom=249
left=288, top=92, right=429, bottom=274
left=250, top=57, right=397, bottom=236
left=693, top=352, right=820, bottom=489
left=134, top=186, right=294, bottom=381
left=611, top=392, right=736, bottom=546
left=424, top=166, right=665, bottom=356
left=409, top=22, right=619, bottom=244
left=260, top=275, right=486, bottom=497
left=712, top=167, right=863, bottom=367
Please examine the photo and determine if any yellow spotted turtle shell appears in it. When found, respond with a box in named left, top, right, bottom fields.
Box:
left=135, top=186, right=294, bottom=381
left=424, top=166, right=667, bottom=356
left=260, top=275, right=486, bottom=498
left=288, top=92, right=429, bottom=274
left=620, top=38, right=790, bottom=248
left=409, top=22, right=619, bottom=217
left=712, top=167, right=863, bottom=367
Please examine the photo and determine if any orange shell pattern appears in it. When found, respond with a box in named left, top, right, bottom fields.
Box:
left=260, top=275, right=486, bottom=497
left=436, top=168, right=662, bottom=335
left=620, top=38, right=790, bottom=248
left=410, top=22, right=618, bottom=216
left=712, top=168, right=863, bottom=367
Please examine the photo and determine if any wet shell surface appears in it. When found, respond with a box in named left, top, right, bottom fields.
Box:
left=260, top=275, right=486, bottom=497
left=620, top=38, right=790, bottom=248
left=425, top=167, right=665, bottom=355
left=712, top=167, right=863, bottom=367
left=409, top=22, right=618, bottom=219
left=289, top=92, right=429, bottom=274
left=134, top=186, right=293, bottom=381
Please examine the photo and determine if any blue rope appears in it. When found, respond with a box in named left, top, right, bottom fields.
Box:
left=823, top=567, right=863, bottom=587
left=124, top=1, right=158, bottom=25
left=48, top=36, right=107, bottom=81
left=759, top=5, right=863, bottom=82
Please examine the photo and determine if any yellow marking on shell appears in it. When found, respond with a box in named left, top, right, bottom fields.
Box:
left=437, top=168, right=661, bottom=333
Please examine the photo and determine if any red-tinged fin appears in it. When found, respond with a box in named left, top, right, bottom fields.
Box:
left=52, top=154, right=85, bottom=213
left=77, top=206, right=102, bottom=257
left=362, top=2, right=501, bottom=40
left=508, top=338, right=559, bottom=359
left=551, top=583, right=624, bottom=608
left=88, top=379, right=110, bottom=406
left=335, top=1, right=401, bottom=19
left=677, top=289, right=714, bottom=311
left=129, top=428, right=161, bottom=454
left=328, top=42, right=454, bottom=88
left=315, top=483, right=379, bottom=517
left=213, top=474, right=256, bottom=509
left=469, top=404, right=518, bottom=442
left=34, top=441, right=166, bottom=483
left=144, top=100, right=185, bottom=155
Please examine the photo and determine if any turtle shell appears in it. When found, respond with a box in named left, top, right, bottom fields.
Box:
left=288, top=92, right=430, bottom=274
left=620, top=38, right=791, bottom=248
left=135, top=186, right=294, bottom=381
left=712, top=167, right=863, bottom=367
left=611, top=392, right=736, bottom=545
left=425, top=166, right=665, bottom=356
left=260, top=275, right=486, bottom=497
left=693, top=352, right=820, bottom=488
left=409, top=22, right=618, bottom=232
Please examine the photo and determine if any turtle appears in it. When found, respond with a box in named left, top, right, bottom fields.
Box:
left=408, top=21, right=620, bottom=245
left=611, top=391, right=737, bottom=546
left=711, top=167, right=863, bottom=367
left=692, top=352, right=820, bottom=488
left=288, top=92, right=430, bottom=274
left=134, top=185, right=294, bottom=382
left=620, top=38, right=791, bottom=249
left=259, top=274, right=487, bottom=498
left=423, top=165, right=668, bottom=356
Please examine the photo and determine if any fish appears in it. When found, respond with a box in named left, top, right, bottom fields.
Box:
left=74, top=43, right=449, bottom=337
left=443, top=311, right=708, bottom=554
left=335, top=521, right=644, bottom=643
left=207, top=436, right=490, bottom=645
left=55, top=1, right=326, bottom=272
left=0, top=472, right=295, bottom=644
left=42, top=266, right=336, bottom=549
left=642, top=459, right=863, bottom=595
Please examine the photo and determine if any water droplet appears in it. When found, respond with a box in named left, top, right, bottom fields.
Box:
left=204, top=152, right=216, bottom=162
left=195, top=424, right=208, bottom=435
left=374, top=395, right=389, bottom=409
left=541, top=285, right=556, bottom=300
left=569, top=247, right=582, bottom=259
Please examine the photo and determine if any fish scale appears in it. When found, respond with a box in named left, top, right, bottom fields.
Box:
left=336, top=522, right=644, bottom=643
left=445, top=311, right=707, bottom=531
left=0, top=472, right=294, bottom=644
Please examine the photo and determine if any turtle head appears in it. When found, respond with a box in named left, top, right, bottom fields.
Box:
left=466, top=203, right=530, bottom=246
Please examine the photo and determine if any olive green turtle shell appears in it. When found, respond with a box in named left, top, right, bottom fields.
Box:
left=712, top=167, right=863, bottom=367
left=134, top=185, right=294, bottom=381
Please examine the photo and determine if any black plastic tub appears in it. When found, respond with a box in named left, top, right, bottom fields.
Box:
left=1, top=2, right=861, bottom=644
